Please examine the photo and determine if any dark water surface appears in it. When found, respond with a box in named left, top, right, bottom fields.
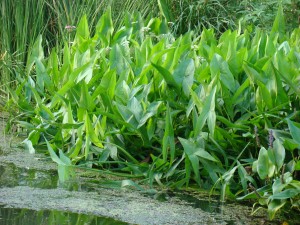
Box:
left=0, top=206, right=128, bottom=225
left=0, top=121, right=292, bottom=225
left=0, top=162, right=130, bottom=225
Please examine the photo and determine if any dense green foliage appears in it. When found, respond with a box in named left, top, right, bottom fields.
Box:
left=4, top=5, right=300, bottom=219
left=160, top=0, right=300, bottom=35
left=2, top=0, right=299, bottom=89
left=1, top=0, right=300, bottom=220
left=0, top=0, right=155, bottom=91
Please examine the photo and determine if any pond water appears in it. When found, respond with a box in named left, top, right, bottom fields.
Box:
left=0, top=119, right=290, bottom=225
left=0, top=206, right=128, bottom=225
left=0, top=158, right=276, bottom=225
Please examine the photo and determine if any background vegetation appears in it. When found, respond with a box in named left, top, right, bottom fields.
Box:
left=1, top=0, right=299, bottom=89
left=1, top=0, right=299, bottom=221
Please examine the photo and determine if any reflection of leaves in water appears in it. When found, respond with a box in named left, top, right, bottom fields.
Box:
left=0, top=163, right=57, bottom=189
left=0, top=207, right=128, bottom=225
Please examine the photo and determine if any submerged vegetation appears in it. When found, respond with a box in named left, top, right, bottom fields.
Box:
left=1, top=0, right=299, bottom=221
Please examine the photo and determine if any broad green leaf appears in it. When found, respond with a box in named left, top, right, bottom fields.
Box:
left=199, top=158, right=220, bottom=183
left=236, top=185, right=272, bottom=200
left=151, top=62, right=180, bottom=91
left=173, top=58, right=195, bottom=97
left=85, top=113, right=103, bottom=150
left=179, top=138, right=200, bottom=185
left=75, top=15, right=90, bottom=40
left=275, top=51, right=300, bottom=97
left=104, top=140, right=118, bottom=161
left=112, top=26, right=132, bottom=44
left=50, top=62, right=93, bottom=108
left=63, top=103, right=75, bottom=125
left=271, top=4, right=285, bottom=41
left=38, top=104, right=54, bottom=121
left=26, top=35, right=44, bottom=76
left=59, top=149, right=71, bottom=165
left=28, top=130, right=41, bottom=145
left=207, top=106, right=216, bottom=137
left=138, top=101, right=162, bottom=128
left=76, top=63, right=93, bottom=84
left=79, top=82, right=95, bottom=111
left=287, top=119, right=300, bottom=147
left=257, top=82, right=273, bottom=109
left=221, top=166, right=238, bottom=184
left=95, top=6, right=114, bottom=43
left=267, top=200, right=286, bottom=220
left=45, top=138, right=65, bottom=165
left=157, top=0, right=174, bottom=22
left=257, top=147, right=269, bottom=179
left=194, top=86, right=216, bottom=137
left=237, top=162, right=256, bottom=194
left=243, top=63, right=266, bottom=84
left=194, top=148, right=218, bottom=162
left=128, top=97, right=143, bottom=122
left=35, top=58, right=53, bottom=94
left=69, top=135, right=83, bottom=159
left=115, top=103, right=138, bottom=127
left=210, top=54, right=236, bottom=92
left=272, top=173, right=293, bottom=194
left=269, top=139, right=285, bottom=171
left=92, top=70, right=116, bottom=101
left=110, top=44, right=128, bottom=75
left=231, top=78, right=250, bottom=104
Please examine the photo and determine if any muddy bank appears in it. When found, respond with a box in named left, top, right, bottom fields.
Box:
left=0, top=115, right=278, bottom=225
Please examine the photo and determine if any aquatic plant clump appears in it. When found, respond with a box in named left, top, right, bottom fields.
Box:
left=6, top=6, right=300, bottom=219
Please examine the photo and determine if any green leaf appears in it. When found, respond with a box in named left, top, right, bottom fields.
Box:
left=26, top=35, right=44, bottom=76
left=45, top=138, right=64, bottom=165
left=69, top=135, right=83, bottom=159
left=110, top=44, right=128, bottom=75
left=257, top=147, right=269, bottom=179
left=210, top=54, right=236, bottom=92
left=269, top=139, right=285, bottom=171
left=162, top=104, right=175, bottom=163
left=287, top=119, right=300, bottom=147
left=194, top=85, right=216, bottom=136
left=194, top=149, right=218, bottom=162
left=75, top=14, right=90, bottom=40
left=173, top=58, right=195, bottom=97
left=85, top=112, right=104, bottom=150
left=79, top=82, right=95, bottom=111
left=138, top=101, right=162, bottom=128
left=59, top=149, right=71, bottom=165
left=157, top=0, right=174, bottom=22
left=47, top=49, right=59, bottom=87
left=267, top=200, right=286, bottom=220
left=271, top=4, right=285, bottom=41
left=95, top=6, right=114, bottom=43
left=92, top=70, right=116, bottom=101
left=151, top=62, right=180, bottom=91
left=179, top=138, right=200, bottom=185
left=35, top=58, right=53, bottom=94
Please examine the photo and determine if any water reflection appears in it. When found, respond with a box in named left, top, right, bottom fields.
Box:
left=0, top=206, right=129, bottom=225
left=0, top=163, right=57, bottom=189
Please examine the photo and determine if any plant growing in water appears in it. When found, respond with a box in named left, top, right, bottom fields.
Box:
left=6, top=5, right=300, bottom=219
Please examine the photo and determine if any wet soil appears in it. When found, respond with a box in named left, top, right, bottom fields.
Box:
left=0, top=112, right=285, bottom=225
